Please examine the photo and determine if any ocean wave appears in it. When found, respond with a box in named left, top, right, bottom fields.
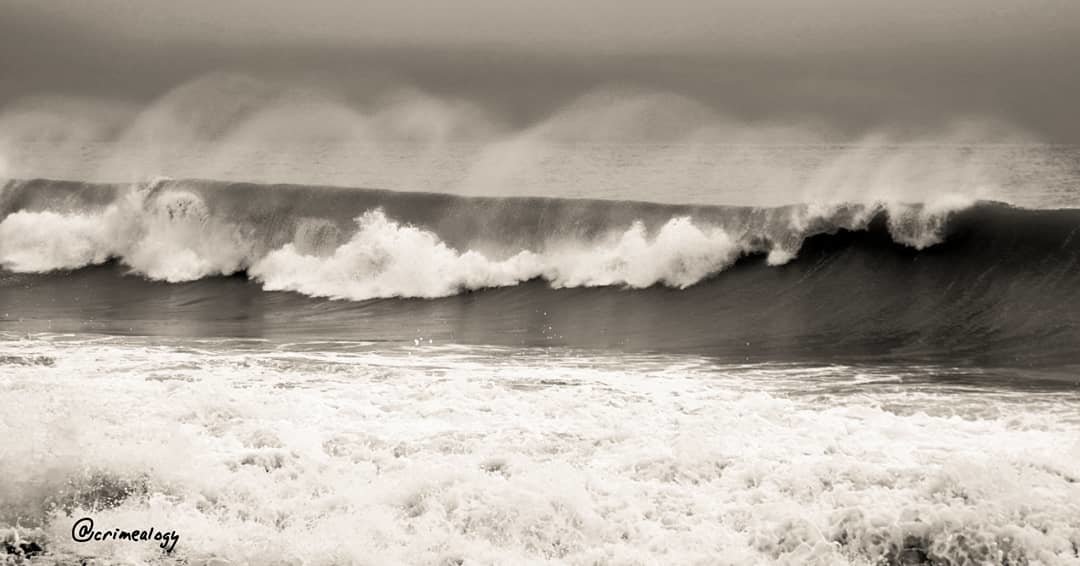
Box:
left=0, top=177, right=972, bottom=299
left=3, top=177, right=1079, bottom=365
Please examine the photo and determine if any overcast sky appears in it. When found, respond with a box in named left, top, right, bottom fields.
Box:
left=3, top=0, right=1080, bottom=141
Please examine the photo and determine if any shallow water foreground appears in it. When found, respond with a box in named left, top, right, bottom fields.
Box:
left=1, top=333, right=1079, bottom=565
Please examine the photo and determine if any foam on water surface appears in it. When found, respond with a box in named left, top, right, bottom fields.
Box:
left=1, top=333, right=1078, bottom=565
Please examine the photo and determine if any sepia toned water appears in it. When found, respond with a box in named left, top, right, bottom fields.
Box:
left=2, top=144, right=1079, bottom=564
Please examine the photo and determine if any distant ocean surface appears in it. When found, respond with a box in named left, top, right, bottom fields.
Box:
left=2, top=144, right=1079, bottom=565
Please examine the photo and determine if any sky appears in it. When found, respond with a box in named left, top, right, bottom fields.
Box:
left=2, top=0, right=1080, bottom=141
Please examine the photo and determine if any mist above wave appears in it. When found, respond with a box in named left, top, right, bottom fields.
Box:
left=1, top=72, right=1063, bottom=208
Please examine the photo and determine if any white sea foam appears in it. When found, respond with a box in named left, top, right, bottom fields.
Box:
left=250, top=212, right=745, bottom=299
left=0, top=187, right=251, bottom=281
left=1, top=334, right=1078, bottom=565
left=251, top=210, right=537, bottom=298
left=541, top=217, right=743, bottom=289
left=0, top=210, right=114, bottom=272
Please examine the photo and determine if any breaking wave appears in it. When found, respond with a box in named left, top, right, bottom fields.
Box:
left=0, top=177, right=972, bottom=298
left=2, top=177, right=1078, bottom=367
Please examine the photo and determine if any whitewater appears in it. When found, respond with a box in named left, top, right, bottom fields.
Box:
left=1, top=334, right=1079, bottom=565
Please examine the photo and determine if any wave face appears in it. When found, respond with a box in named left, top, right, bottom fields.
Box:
left=1, top=177, right=1079, bottom=368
